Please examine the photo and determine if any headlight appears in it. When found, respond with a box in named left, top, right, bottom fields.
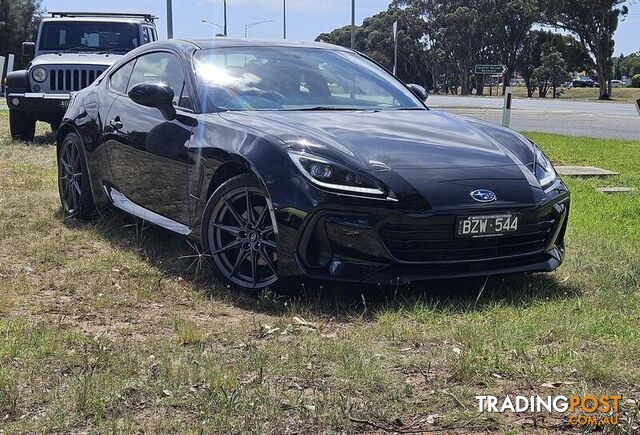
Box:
left=32, top=67, right=47, bottom=83
left=534, top=147, right=557, bottom=189
left=288, top=151, right=385, bottom=196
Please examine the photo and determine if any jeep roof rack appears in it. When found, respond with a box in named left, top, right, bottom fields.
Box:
left=49, top=12, right=158, bottom=23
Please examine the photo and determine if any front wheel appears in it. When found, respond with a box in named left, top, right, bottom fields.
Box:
left=9, top=110, right=36, bottom=142
left=57, top=132, right=95, bottom=220
left=202, top=174, right=279, bottom=291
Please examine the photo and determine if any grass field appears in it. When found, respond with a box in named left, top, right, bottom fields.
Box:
left=453, top=86, right=639, bottom=103
left=0, top=113, right=639, bottom=434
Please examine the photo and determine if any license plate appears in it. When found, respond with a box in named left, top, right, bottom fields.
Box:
left=456, top=214, right=519, bottom=238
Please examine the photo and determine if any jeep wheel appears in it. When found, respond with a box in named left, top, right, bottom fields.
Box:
left=9, top=110, right=36, bottom=142
left=50, top=119, right=61, bottom=133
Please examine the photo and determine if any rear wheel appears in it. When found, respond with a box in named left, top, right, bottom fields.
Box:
left=9, top=110, right=36, bottom=142
left=57, top=133, right=95, bottom=220
left=202, top=174, right=279, bottom=291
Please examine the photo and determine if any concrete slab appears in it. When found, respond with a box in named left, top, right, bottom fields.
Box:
left=596, top=187, right=636, bottom=194
left=556, top=166, right=619, bottom=176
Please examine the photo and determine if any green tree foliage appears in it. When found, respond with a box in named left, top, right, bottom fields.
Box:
left=482, top=0, right=541, bottom=92
left=533, top=47, right=571, bottom=98
left=619, top=53, right=640, bottom=78
left=0, top=0, right=42, bottom=69
left=317, top=9, right=432, bottom=88
left=517, top=30, right=590, bottom=97
left=631, top=74, right=640, bottom=88
left=542, top=0, right=628, bottom=99
left=317, top=0, right=627, bottom=99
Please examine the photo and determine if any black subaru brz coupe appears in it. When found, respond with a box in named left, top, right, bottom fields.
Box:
left=56, top=38, right=569, bottom=291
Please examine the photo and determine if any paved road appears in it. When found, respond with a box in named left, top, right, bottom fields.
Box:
left=428, top=95, right=640, bottom=140
left=3, top=94, right=639, bottom=139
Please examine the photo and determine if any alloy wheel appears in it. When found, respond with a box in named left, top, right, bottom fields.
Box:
left=208, top=187, right=278, bottom=289
left=59, top=139, right=83, bottom=214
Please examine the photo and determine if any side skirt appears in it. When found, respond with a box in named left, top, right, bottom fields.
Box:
left=103, top=184, right=192, bottom=236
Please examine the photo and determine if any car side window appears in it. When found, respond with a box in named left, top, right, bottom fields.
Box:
left=109, top=60, right=136, bottom=95
left=127, top=52, right=189, bottom=108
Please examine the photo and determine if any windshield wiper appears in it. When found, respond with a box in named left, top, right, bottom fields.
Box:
left=291, top=106, right=370, bottom=111
left=96, top=48, right=130, bottom=54
left=60, top=46, right=97, bottom=53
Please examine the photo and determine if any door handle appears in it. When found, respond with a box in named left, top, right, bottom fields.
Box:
left=110, top=116, right=123, bottom=131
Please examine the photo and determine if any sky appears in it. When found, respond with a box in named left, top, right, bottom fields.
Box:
left=42, top=0, right=640, bottom=55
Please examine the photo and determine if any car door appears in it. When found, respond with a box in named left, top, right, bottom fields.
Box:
left=105, top=50, right=197, bottom=226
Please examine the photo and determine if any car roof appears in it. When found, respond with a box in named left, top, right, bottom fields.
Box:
left=167, top=38, right=352, bottom=52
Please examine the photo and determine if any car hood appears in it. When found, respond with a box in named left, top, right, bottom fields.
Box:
left=220, top=109, right=532, bottom=171
left=30, top=53, right=123, bottom=67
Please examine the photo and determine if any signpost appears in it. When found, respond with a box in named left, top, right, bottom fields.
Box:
left=475, top=65, right=507, bottom=76
left=475, top=65, right=507, bottom=96
left=475, top=64, right=511, bottom=127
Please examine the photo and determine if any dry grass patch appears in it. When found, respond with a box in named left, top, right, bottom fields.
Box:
left=0, top=114, right=639, bottom=433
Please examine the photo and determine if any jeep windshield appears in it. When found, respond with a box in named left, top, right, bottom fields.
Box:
left=38, top=21, right=140, bottom=53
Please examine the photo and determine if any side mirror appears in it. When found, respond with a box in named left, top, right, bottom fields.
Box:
left=22, top=42, right=35, bottom=58
left=128, top=81, right=176, bottom=120
left=407, top=83, right=428, bottom=102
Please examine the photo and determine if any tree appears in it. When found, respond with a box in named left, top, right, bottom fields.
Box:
left=316, top=25, right=365, bottom=52
left=316, top=8, right=433, bottom=89
left=533, top=47, right=571, bottom=98
left=516, top=30, right=588, bottom=97
left=484, top=0, right=540, bottom=94
left=0, top=0, right=42, bottom=69
left=619, top=52, right=640, bottom=78
left=516, top=30, right=545, bottom=97
left=542, top=0, right=628, bottom=99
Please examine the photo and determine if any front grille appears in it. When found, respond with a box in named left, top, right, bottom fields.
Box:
left=48, top=67, right=106, bottom=92
left=380, top=214, right=556, bottom=263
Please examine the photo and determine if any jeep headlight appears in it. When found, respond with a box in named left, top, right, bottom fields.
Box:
left=32, top=67, right=47, bottom=83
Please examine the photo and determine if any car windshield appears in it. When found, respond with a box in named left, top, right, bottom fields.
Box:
left=193, top=47, right=423, bottom=112
left=39, top=21, right=140, bottom=52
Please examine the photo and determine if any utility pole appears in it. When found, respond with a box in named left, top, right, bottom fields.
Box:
left=283, top=0, right=287, bottom=39
left=245, top=20, right=274, bottom=38
left=166, top=0, right=173, bottom=39
left=223, top=0, right=228, bottom=36
left=350, top=0, right=355, bottom=48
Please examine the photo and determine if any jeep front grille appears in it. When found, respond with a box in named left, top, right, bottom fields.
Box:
left=48, top=67, right=107, bottom=92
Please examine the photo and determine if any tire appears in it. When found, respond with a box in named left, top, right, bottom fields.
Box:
left=202, top=173, right=279, bottom=291
left=57, top=132, right=95, bottom=220
left=9, top=110, right=36, bottom=142
left=50, top=119, right=61, bottom=133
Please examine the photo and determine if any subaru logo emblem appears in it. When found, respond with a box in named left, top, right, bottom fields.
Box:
left=470, top=189, right=497, bottom=203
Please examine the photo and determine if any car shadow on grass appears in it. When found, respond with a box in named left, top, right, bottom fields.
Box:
left=6, top=132, right=57, bottom=146
left=70, top=208, right=582, bottom=320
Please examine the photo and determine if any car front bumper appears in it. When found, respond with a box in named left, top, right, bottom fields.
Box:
left=276, top=189, right=569, bottom=284
left=7, top=92, right=70, bottom=114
